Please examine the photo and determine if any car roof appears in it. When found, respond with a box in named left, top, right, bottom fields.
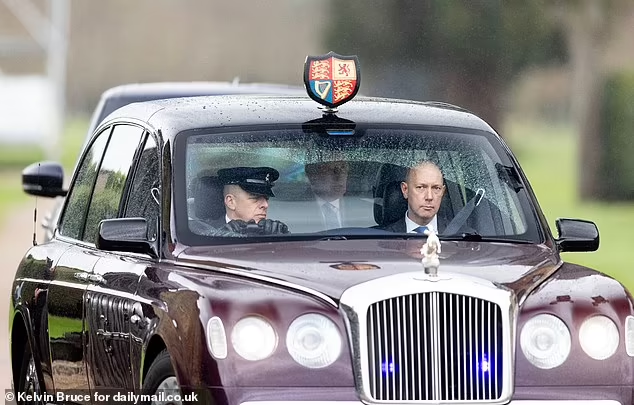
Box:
left=99, top=94, right=495, bottom=137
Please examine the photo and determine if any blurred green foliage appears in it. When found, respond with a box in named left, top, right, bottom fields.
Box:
left=0, top=117, right=88, bottom=224
left=0, top=118, right=87, bottom=173
left=506, top=120, right=634, bottom=290
left=325, top=0, right=566, bottom=101
left=0, top=147, right=46, bottom=170
left=83, top=182, right=126, bottom=244
left=61, top=183, right=92, bottom=240
left=0, top=172, right=26, bottom=222
left=600, top=71, right=634, bottom=199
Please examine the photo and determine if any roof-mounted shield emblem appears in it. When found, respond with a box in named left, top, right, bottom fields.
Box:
left=304, top=51, right=360, bottom=108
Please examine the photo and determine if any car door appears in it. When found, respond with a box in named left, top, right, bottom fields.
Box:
left=81, top=125, right=151, bottom=392
left=46, top=126, right=112, bottom=401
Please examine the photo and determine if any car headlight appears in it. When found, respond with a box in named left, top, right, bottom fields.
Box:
left=286, top=313, right=342, bottom=368
left=520, top=314, right=571, bottom=369
left=231, top=316, right=277, bottom=361
left=579, top=315, right=619, bottom=360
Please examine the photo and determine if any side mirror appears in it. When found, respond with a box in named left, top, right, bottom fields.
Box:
left=22, top=161, right=67, bottom=197
left=96, top=218, right=157, bottom=258
left=555, top=218, right=599, bottom=252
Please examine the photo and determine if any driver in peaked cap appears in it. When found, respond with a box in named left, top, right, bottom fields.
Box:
left=215, top=166, right=289, bottom=235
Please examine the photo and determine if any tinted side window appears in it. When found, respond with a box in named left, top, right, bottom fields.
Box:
left=124, top=134, right=160, bottom=241
left=59, top=128, right=111, bottom=239
left=83, top=125, right=144, bottom=244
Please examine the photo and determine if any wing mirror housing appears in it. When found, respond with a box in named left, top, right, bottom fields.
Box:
left=22, top=161, right=67, bottom=197
left=555, top=218, right=599, bottom=252
left=97, top=218, right=158, bottom=258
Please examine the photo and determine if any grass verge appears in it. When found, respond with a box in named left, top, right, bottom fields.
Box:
left=505, top=119, right=634, bottom=290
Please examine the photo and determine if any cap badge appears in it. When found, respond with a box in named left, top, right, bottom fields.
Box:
left=304, top=51, right=360, bottom=108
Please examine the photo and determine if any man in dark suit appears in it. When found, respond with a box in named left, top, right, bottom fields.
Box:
left=382, top=161, right=448, bottom=234
left=202, top=166, right=289, bottom=235
left=305, top=160, right=350, bottom=229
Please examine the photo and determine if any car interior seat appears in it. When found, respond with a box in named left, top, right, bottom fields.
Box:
left=373, top=163, right=408, bottom=227
left=191, top=173, right=226, bottom=222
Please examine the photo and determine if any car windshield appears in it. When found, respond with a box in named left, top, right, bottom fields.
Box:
left=174, top=126, right=541, bottom=245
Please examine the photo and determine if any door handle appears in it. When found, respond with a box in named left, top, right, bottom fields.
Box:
left=73, top=273, right=105, bottom=284
left=87, top=274, right=106, bottom=284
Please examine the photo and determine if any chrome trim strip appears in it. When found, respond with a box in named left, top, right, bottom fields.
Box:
left=431, top=292, right=440, bottom=400
left=14, top=278, right=153, bottom=306
left=241, top=402, right=363, bottom=405
left=241, top=401, right=622, bottom=405
left=53, top=234, right=157, bottom=260
left=163, top=259, right=338, bottom=308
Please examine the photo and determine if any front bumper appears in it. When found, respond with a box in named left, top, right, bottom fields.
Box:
left=240, top=399, right=623, bottom=405
left=199, top=386, right=632, bottom=405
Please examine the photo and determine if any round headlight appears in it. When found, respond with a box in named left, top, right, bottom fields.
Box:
left=579, top=315, right=619, bottom=360
left=286, top=314, right=342, bottom=368
left=231, top=316, right=277, bottom=361
left=520, top=314, right=571, bottom=369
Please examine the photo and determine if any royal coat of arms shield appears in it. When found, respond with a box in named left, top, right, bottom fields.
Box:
left=304, top=52, right=360, bottom=108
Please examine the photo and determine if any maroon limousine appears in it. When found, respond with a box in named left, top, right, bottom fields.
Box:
left=11, top=54, right=631, bottom=405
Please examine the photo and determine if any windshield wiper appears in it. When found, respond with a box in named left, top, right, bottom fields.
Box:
left=441, top=232, right=483, bottom=241
left=440, top=232, right=532, bottom=243
left=319, top=235, right=348, bottom=241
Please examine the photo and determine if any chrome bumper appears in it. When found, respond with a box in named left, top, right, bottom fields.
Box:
left=242, top=401, right=621, bottom=405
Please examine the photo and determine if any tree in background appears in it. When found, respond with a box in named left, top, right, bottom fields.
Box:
left=554, top=0, right=630, bottom=200
left=324, top=0, right=566, bottom=132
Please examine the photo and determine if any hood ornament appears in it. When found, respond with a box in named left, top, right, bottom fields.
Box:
left=421, top=229, right=441, bottom=276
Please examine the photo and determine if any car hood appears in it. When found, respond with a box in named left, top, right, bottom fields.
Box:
left=177, top=239, right=559, bottom=305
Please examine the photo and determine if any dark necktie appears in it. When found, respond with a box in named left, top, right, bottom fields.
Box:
left=322, top=202, right=340, bottom=229
left=414, top=225, right=429, bottom=234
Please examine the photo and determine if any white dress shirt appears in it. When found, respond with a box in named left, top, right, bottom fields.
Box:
left=404, top=210, right=438, bottom=234
left=316, top=197, right=342, bottom=227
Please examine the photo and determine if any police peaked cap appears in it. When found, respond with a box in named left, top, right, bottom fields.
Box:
left=217, top=166, right=279, bottom=197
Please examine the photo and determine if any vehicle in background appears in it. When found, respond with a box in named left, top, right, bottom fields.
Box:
left=38, top=81, right=305, bottom=241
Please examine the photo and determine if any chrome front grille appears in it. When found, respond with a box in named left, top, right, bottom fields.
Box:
left=339, top=272, right=515, bottom=405
left=366, top=293, right=503, bottom=402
